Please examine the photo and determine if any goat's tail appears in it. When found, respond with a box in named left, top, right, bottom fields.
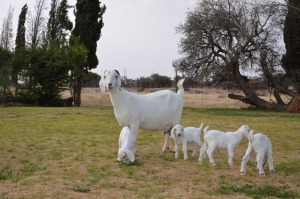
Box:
left=199, top=123, right=204, bottom=132
left=177, top=78, right=185, bottom=97
left=203, top=126, right=209, bottom=135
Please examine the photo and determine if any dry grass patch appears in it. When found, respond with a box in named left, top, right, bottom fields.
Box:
left=0, top=107, right=299, bottom=198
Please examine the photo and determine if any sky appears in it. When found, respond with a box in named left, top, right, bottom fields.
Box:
left=0, top=0, right=198, bottom=79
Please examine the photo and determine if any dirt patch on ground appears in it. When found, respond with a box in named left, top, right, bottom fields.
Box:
left=63, top=87, right=285, bottom=108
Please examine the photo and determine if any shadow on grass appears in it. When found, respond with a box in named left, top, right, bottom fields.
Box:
left=118, top=160, right=143, bottom=167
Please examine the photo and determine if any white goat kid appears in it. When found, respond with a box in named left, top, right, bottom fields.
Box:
left=170, top=123, right=204, bottom=160
left=99, top=70, right=185, bottom=152
left=199, top=125, right=251, bottom=167
left=240, top=130, right=275, bottom=176
left=117, top=126, right=136, bottom=162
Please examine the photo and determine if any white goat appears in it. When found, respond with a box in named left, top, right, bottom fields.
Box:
left=199, top=125, right=251, bottom=167
left=117, top=126, right=136, bottom=162
left=99, top=70, right=185, bottom=152
left=170, top=123, right=204, bottom=160
left=240, top=130, right=275, bottom=176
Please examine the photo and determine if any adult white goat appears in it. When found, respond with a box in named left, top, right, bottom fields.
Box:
left=170, top=123, right=204, bottom=160
left=240, top=130, right=275, bottom=176
left=117, top=126, right=136, bottom=162
left=199, top=125, right=251, bottom=167
left=99, top=70, right=185, bottom=152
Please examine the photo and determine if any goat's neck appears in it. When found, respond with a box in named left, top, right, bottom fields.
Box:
left=233, top=130, right=245, bottom=144
left=109, top=89, right=126, bottom=108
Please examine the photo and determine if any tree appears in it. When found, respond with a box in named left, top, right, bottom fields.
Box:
left=174, top=0, right=296, bottom=110
left=282, top=0, right=300, bottom=93
left=28, top=0, right=46, bottom=47
left=150, top=73, right=172, bottom=88
left=71, top=0, right=106, bottom=106
left=46, top=0, right=73, bottom=44
left=0, top=6, right=14, bottom=50
left=15, top=4, right=28, bottom=50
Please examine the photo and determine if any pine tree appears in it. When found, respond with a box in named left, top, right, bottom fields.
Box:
left=46, top=0, right=73, bottom=45
left=282, top=0, right=300, bottom=92
left=15, top=4, right=28, bottom=50
left=71, top=0, right=106, bottom=106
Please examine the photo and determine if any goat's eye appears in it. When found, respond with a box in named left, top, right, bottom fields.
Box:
left=104, top=75, right=106, bottom=79
left=115, top=75, right=118, bottom=79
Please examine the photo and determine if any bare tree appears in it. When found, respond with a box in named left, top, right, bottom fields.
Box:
left=174, top=0, right=296, bottom=110
left=28, top=0, right=47, bottom=47
left=0, top=5, right=14, bottom=50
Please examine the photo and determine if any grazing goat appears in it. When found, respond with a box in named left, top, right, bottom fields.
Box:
left=199, top=125, right=251, bottom=167
left=117, top=126, right=136, bottom=162
left=240, top=130, right=275, bottom=176
left=99, top=70, right=185, bottom=152
left=170, top=123, right=204, bottom=160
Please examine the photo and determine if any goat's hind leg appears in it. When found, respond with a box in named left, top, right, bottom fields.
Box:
left=267, top=147, right=275, bottom=173
left=257, top=153, right=266, bottom=176
left=162, top=133, right=170, bottom=152
left=199, top=144, right=208, bottom=164
left=240, top=145, right=252, bottom=176
left=207, top=147, right=216, bottom=167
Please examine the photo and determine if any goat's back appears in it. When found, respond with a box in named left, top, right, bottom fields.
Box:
left=251, top=133, right=271, bottom=151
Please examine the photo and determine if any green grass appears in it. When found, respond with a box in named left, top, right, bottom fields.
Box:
left=0, top=107, right=299, bottom=198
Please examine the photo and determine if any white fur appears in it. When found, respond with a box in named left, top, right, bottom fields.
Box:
left=99, top=70, right=185, bottom=152
left=117, top=126, right=136, bottom=162
left=199, top=125, right=251, bottom=167
left=240, top=130, right=275, bottom=176
left=170, top=123, right=204, bottom=160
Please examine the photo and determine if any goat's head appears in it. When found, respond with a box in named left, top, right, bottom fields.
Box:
left=99, top=70, right=121, bottom=92
left=240, top=125, right=251, bottom=138
left=170, top=124, right=184, bottom=139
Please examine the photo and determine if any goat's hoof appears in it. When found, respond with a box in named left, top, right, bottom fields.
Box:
left=210, top=163, right=216, bottom=167
left=259, top=173, right=266, bottom=177
left=240, top=172, right=246, bottom=176
left=270, top=169, right=275, bottom=173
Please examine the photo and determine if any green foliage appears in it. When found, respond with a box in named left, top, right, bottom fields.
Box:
left=46, top=0, right=73, bottom=44
left=282, top=0, right=300, bottom=92
left=0, top=48, right=13, bottom=104
left=215, top=183, right=298, bottom=199
left=15, top=4, right=28, bottom=50
left=72, top=0, right=106, bottom=70
left=83, top=71, right=100, bottom=87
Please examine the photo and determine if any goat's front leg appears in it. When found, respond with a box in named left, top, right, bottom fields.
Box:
left=192, top=143, right=199, bottom=158
left=162, top=133, right=170, bottom=152
left=227, top=147, right=235, bottom=167
left=182, top=141, right=188, bottom=160
left=240, top=145, right=252, bottom=175
left=174, top=143, right=180, bottom=159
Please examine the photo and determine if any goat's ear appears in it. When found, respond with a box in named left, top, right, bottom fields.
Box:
left=99, top=78, right=106, bottom=92
left=126, top=150, right=135, bottom=162
left=114, top=70, right=120, bottom=76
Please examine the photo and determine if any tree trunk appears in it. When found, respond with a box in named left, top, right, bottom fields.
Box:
left=229, top=60, right=284, bottom=110
left=72, top=72, right=82, bottom=107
